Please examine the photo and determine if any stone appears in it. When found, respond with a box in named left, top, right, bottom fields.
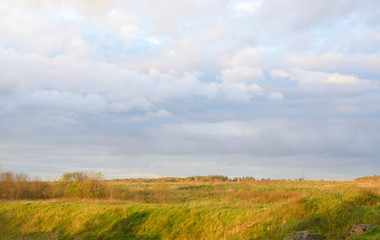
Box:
left=283, top=231, right=324, bottom=240
left=348, top=224, right=374, bottom=239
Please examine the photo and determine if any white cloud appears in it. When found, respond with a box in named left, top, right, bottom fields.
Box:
left=202, top=82, right=220, bottom=99
left=64, top=36, right=89, bottom=57
left=285, top=53, right=380, bottom=74
left=217, top=66, right=264, bottom=101
left=267, top=92, right=284, bottom=101
left=233, top=1, right=262, bottom=13
left=230, top=48, right=279, bottom=69
left=219, top=82, right=263, bottom=102
left=221, top=66, right=263, bottom=83
left=258, top=0, right=380, bottom=32
left=326, top=73, right=358, bottom=84
left=270, top=69, right=291, bottom=78
left=158, top=121, right=261, bottom=138
left=289, top=70, right=375, bottom=92
left=147, top=109, right=172, bottom=118
left=29, top=90, right=108, bottom=114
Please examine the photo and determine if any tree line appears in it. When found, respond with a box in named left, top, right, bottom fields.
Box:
left=0, top=170, right=107, bottom=200
left=0, top=169, right=262, bottom=200
left=112, top=175, right=259, bottom=183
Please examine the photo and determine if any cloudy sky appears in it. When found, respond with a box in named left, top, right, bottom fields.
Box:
left=1, top=0, right=380, bottom=180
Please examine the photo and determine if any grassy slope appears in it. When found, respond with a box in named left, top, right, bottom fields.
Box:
left=0, top=179, right=379, bottom=240
left=351, top=228, right=380, bottom=240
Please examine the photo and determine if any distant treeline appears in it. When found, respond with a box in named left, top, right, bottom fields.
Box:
left=354, top=175, right=380, bottom=182
left=112, top=175, right=257, bottom=183
left=0, top=170, right=106, bottom=200
left=0, top=169, right=259, bottom=200
left=2, top=168, right=378, bottom=201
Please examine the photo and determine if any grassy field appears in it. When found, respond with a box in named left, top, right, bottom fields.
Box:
left=0, top=177, right=379, bottom=239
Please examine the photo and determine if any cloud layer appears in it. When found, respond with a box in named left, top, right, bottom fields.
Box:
left=1, top=0, right=380, bottom=179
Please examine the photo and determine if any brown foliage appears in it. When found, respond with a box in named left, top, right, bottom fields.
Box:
left=0, top=171, right=50, bottom=199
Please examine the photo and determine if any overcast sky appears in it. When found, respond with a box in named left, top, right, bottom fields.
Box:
left=1, top=0, right=380, bottom=180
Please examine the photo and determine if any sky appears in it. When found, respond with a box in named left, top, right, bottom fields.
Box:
left=0, top=0, right=380, bottom=180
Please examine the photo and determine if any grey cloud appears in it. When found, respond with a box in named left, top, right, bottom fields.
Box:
left=148, top=119, right=380, bottom=158
left=2, top=116, right=379, bottom=180
left=1, top=0, right=380, bottom=179
left=0, top=45, right=270, bottom=117
left=285, top=53, right=380, bottom=76
left=259, top=0, right=380, bottom=31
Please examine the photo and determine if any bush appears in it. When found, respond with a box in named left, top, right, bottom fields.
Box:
left=58, top=171, right=106, bottom=199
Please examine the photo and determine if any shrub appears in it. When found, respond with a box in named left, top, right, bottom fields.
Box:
left=58, top=171, right=106, bottom=199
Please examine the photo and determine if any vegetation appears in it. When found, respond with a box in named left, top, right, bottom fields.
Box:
left=0, top=170, right=379, bottom=239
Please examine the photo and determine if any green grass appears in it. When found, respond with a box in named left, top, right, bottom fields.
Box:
left=350, top=228, right=380, bottom=240
left=0, top=179, right=379, bottom=240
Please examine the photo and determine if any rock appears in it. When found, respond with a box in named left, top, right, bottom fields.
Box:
left=283, top=231, right=324, bottom=240
left=347, top=224, right=374, bottom=239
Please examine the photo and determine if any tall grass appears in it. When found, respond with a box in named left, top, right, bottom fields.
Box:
left=0, top=170, right=379, bottom=239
